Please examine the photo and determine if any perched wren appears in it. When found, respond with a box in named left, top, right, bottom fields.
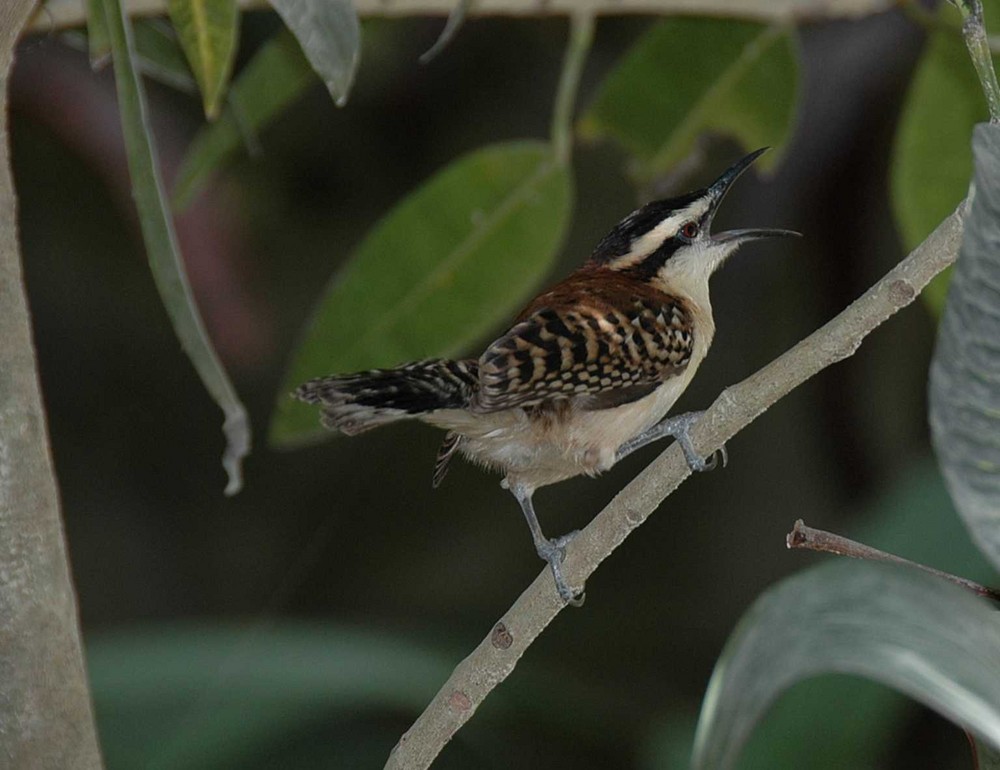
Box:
left=295, top=149, right=797, bottom=604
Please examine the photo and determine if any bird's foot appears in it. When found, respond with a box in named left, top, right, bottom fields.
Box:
left=667, top=411, right=728, bottom=472
left=535, top=533, right=585, bottom=607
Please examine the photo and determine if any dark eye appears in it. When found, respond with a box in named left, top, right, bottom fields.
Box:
left=680, top=222, right=700, bottom=240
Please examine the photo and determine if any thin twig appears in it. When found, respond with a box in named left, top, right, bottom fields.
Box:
left=786, top=519, right=1000, bottom=602
left=550, top=11, right=594, bottom=167
left=383, top=203, right=968, bottom=769
left=27, top=0, right=897, bottom=34
left=951, top=0, right=1000, bottom=122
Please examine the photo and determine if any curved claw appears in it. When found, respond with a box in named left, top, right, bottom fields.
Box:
left=699, top=445, right=728, bottom=472
left=536, top=536, right=585, bottom=605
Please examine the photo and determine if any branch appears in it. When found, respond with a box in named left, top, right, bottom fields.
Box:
left=384, top=205, right=969, bottom=770
left=786, top=519, right=1000, bottom=602
left=0, top=0, right=104, bottom=766
left=28, top=0, right=896, bottom=34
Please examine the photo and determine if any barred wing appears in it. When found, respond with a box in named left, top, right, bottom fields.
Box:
left=476, top=299, right=693, bottom=412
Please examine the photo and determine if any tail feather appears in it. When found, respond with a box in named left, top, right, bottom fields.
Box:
left=294, top=358, right=479, bottom=436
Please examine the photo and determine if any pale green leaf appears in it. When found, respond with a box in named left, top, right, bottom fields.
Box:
left=167, top=0, right=240, bottom=120
left=692, top=563, right=1000, bottom=770
left=172, top=28, right=315, bottom=210
left=268, top=0, right=359, bottom=105
left=579, top=19, right=798, bottom=183
left=100, top=0, right=250, bottom=494
left=270, top=141, right=573, bottom=447
left=929, top=124, right=1000, bottom=572
left=890, top=32, right=995, bottom=313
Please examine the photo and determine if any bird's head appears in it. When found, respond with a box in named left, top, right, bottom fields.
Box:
left=589, top=148, right=798, bottom=298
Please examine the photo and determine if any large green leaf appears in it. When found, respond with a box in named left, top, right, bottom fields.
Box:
left=167, top=0, right=239, bottom=120
left=890, top=32, right=994, bottom=313
left=270, top=141, right=573, bottom=447
left=930, top=124, right=1000, bottom=572
left=643, top=457, right=997, bottom=769
left=172, top=28, right=315, bottom=210
left=100, top=0, right=250, bottom=494
left=691, top=563, right=1000, bottom=770
left=579, top=19, right=798, bottom=183
left=268, top=0, right=359, bottom=106
left=88, top=623, right=455, bottom=769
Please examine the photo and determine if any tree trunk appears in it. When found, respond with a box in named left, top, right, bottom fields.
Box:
left=0, top=3, right=104, bottom=766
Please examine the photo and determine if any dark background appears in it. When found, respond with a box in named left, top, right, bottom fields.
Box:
left=10, top=9, right=993, bottom=768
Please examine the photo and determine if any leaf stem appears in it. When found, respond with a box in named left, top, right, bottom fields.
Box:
left=951, top=0, right=1000, bottom=123
left=550, top=11, right=594, bottom=166
left=786, top=519, right=1000, bottom=602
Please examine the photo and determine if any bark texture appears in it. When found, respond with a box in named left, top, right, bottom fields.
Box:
left=0, top=2, right=104, bottom=766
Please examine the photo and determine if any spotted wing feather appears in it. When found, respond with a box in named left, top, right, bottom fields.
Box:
left=476, top=298, right=693, bottom=412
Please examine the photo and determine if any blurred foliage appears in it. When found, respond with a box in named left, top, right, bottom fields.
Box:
left=270, top=141, right=573, bottom=447
left=173, top=28, right=315, bottom=209
left=890, top=0, right=1000, bottom=313
left=81, top=458, right=997, bottom=769
left=579, top=19, right=798, bottom=185
left=88, top=623, right=456, bottom=769
left=167, top=0, right=239, bottom=120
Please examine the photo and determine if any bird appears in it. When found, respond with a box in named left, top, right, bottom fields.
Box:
left=294, top=148, right=798, bottom=604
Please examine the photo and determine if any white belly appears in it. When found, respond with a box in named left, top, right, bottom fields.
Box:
left=425, top=366, right=698, bottom=491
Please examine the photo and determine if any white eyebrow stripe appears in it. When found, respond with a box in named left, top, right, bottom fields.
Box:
left=607, top=198, right=710, bottom=270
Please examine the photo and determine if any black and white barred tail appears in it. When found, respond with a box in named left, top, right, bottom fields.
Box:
left=293, top=359, right=479, bottom=436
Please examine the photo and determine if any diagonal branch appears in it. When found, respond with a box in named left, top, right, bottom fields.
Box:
left=383, top=204, right=969, bottom=770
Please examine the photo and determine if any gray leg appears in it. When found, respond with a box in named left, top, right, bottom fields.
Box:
left=616, top=410, right=727, bottom=472
left=510, top=484, right=584, bottom=606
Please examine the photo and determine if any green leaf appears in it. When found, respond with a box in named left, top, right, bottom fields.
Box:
left=270, top=141, right=573, bottom=447
left=86, top=0, right=110, bottom=65
left=167, top=0, right=240, bottom=120
left=579, top=19, right=798, bottom=183
left=890, top=32, right=999, bottom=314
left=268, top=0, right=359, bottom=106
left=100, top=0, right=250, bottom=494
left=172, top=28, right=315, bottom=210
left=644, top=456, right=996, bottom=770
left=132, top=18, right=197, bottom=93
left=88, top=623, right=456, bottom=768
left=929, top=123, right=1000, bottom=572
left=691, top=563, right=1000, bottom=770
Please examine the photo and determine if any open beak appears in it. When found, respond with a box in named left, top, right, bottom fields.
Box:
left=713, top=228, right=801, bottom=243
left=704, top=148, right=802, bottom=243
